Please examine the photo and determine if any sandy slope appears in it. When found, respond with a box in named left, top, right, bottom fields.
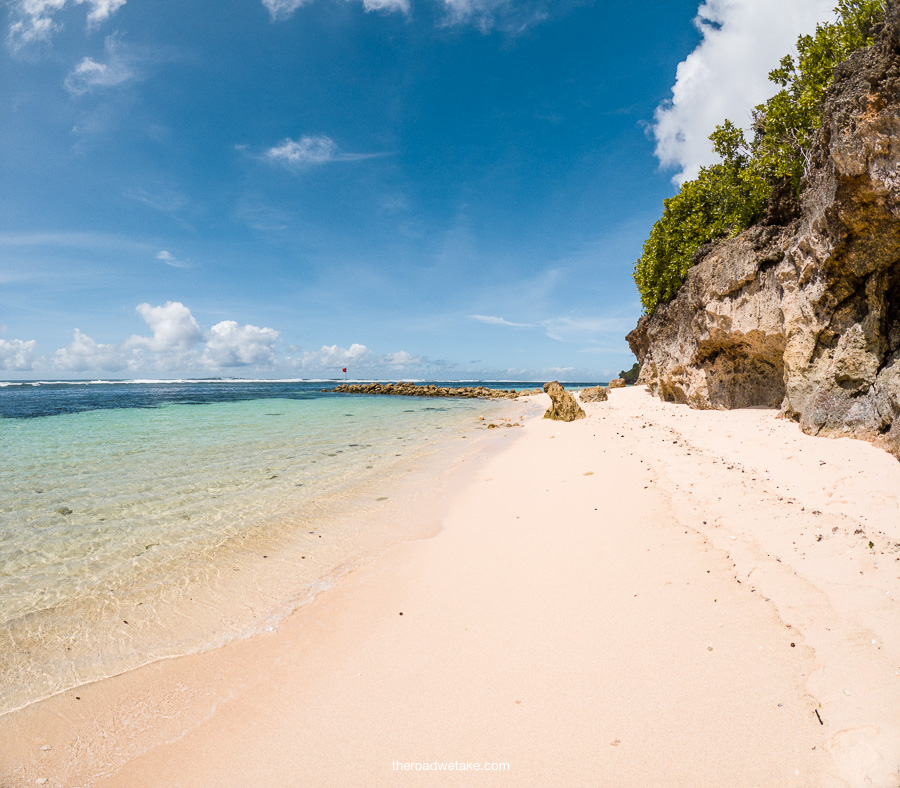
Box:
left=2, top=386, right=898, bottom=787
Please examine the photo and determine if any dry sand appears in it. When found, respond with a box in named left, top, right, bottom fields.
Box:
left=2, top=386, right=899, bottom=787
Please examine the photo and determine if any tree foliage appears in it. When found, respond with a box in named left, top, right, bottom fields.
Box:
left=634, top=0, right=884, bottom=314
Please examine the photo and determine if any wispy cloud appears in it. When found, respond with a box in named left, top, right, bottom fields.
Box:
left=652, top=0, right=834, bottom=183
left=156, top=250, right=189, bottom=268
left=261, top=0, right=312, bottom=21
left=64, top=35, right=140, bottom=95
left=0, top=230, right=150, bottom=253
left=469, top=312, right=632, bottom=341
left=541, top=316, right=634, bottom=343
left=124, top=184, right=189, bottom=214
left=260, top=0, right=553, bottom=28
left=7, top=0, right=126, bottom=50
left=440, top=0, right=552, bottom=32
left=362, top=0, right=410, bottom=11
left=265, top=135, right=383, bottom=169
left=262, top=0, right=408, bottom=21
left=470, top=314, right=535, bottom=328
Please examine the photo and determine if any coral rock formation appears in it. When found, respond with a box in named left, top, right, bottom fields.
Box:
left=542, top=381, right=586, bottom=422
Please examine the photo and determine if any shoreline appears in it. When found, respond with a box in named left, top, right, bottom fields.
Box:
left=2, top=386, right=898, bottom=786
left=0, top=393, right=531, bottom=718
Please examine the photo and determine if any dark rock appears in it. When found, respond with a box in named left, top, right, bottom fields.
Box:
left=332, top=382, right=523, bottom=400
left=542, top=381, right=585, bottom=422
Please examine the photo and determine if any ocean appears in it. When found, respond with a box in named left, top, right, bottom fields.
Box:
left=0, top=380, right=540, bottom=716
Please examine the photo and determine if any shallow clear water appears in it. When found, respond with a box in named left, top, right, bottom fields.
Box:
left=0, top=381, right=529, bottom=715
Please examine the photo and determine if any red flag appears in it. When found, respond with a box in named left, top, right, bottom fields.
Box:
left=342, top=367, right=347, bottom=373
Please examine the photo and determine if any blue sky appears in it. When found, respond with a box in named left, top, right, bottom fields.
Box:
left=0, top=0, right=835, bottom=380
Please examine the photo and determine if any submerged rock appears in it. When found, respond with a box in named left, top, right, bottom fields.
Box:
left=333, top=382, right=522, bottom=400
left=628, top=13, right=900, bottom=459
left=542, top=381, right=585, bottom=422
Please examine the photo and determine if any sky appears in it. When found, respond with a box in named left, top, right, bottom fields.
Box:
left=0, top=0, right=837, bottom=381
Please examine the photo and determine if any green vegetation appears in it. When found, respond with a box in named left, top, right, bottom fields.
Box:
left=619, top=362, right=640, bottom=384
left=634, top=0, right=884, bottom=314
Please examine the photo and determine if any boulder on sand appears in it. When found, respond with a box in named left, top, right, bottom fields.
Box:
left=542, top=381, right=585, bottom=422
left=579, top=385, right=608, bottom=403
left=608, top=378, right=626, bottom=389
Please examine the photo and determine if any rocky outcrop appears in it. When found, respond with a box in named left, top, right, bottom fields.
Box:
left=628, top=12, right=900, bottom=458
left=608, top=378, right=627, bottom=389
left=543, top=381, right=586, bottom=422
left=333, top=382, right=537, bottom=400
left=579, top=385, right=609, bottom=403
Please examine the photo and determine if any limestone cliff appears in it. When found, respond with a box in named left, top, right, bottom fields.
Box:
left=628, top=10, right=900, bottom=458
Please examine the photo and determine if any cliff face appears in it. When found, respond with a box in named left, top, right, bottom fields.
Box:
left=628, top=14, right=900, bottom=458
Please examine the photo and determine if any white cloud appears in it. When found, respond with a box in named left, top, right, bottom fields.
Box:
left=127, top=301, right=203, bottom=355
left=265, top=136, right=380, bottom=169
left=261, top=0, right=311, bottom=21
left=156, top=250, right=189, bottom=268
left=0, top=338, right=37, bottom=370
left=53, top=328, right=125, bottom=372
left=304, top=343, right=372, bottom=369
left=39, top=303, right=282, bottom=375
left=440, top=0, right=550, bottom=32
left=541, top=316, right=634, bottom=342
left=470, top=314, right=534, bottom=328
left=470, top=312, right=633, bottom=342
left=64, top=35, right=136, bottom=95
left=202, top=321, right=279, bottom=367
left=79, top=0, right=125, bottom=26
left=383, top=350, right=420, bottom=366
left=262, top=0, right=407, bottom=20
left=653, top=0, right=835, bottom=183
left=362, top=0, right=409, bottom=12
left=7, top=0, right=125, bottom=49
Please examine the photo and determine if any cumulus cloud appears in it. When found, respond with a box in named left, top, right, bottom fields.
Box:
left=53, top=328, right=126, bottom=372
left=202, top=321, right=279, bottom=367
left=652, top=0, right=835, bottom=183
left=382, top=350, right=421, bottom=367
left=45, top=302, right=282, bottom=374
left=265, top=136, right=381, bottom=169
left=303, top=343, right=372, bottom=369
left=7, top=0, right=125, bottom=49
left=0, top=338, right=37, bottom=370
left=127, top=301, right=203, bottom=355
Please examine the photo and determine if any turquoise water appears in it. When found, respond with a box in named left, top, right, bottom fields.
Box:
left=0, top=383, right=527, bottom=714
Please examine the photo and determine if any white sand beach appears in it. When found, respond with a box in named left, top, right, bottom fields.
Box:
left=2, top=386, right=899, bottom=787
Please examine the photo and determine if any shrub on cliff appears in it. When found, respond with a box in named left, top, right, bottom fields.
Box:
left=619, top=362, right=640, bottom=384
left=634, top=0, right=884, bottom=314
